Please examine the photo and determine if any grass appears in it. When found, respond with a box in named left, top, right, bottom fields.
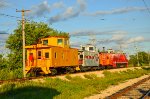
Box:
left=84, top=74, right=98, bottom=79
left=0, top=67, right=150, bottom=99
left=65, top=75, right=72, bottom=80
left=0, top=68, right=23, bottom=80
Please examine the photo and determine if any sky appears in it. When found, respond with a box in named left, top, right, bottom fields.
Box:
left=0, top=0, right=150, bottom=55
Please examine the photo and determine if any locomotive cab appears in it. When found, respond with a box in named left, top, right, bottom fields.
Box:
left=81, top=44, right=97, bottom=52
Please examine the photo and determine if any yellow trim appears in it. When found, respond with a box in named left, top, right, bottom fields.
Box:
left=25, top=66, right=31, bottom=75
left=76, top=66, right=80, bottom=71
left=41, top=67, right=51, bottom=74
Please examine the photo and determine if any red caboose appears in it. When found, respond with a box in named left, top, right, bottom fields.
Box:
left=99, top=49, right=128, bottom=68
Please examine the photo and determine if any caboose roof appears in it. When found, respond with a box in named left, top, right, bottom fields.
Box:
left=45, top=36, right=69, bottom=38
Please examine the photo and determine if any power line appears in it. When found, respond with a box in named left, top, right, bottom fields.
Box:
left=142, top=0, right=150, bottom=15
left=0, top=13, right=21, bottom=19
left=0, top=13, right=30, bottom=21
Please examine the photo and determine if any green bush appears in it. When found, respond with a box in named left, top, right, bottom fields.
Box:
left=0, top=68, right=23, bottom=80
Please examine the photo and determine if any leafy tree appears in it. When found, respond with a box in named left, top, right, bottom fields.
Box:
left=129, top=51, right=149, bottom=66
left=0, top=54, right=7, bottom=69
left=129, top=55, right=137, bottom=66
left=6, top=21, right=69, bottom=70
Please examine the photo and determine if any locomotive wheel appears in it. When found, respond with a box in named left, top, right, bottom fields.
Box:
left=66, top=67, right=75, bottom=73
left=51, top=69, right=57, bottom=75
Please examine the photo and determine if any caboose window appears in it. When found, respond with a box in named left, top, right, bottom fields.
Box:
left=55, top=52, right=57, bottom=58
left=38, top=51, right=41, bottom=59
left=43, top=40, right=48, bottom=45
left=57, top=39, right=63, bottom=45
left=89, top=47, right=94, bottom=51
left=64, top=39, right=68, bottom=45
left=62, top=53, right=64, bottom=59
left=45, top=52, right=49, bottom=58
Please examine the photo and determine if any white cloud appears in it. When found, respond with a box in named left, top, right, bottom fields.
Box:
left=0, top=34, right=9, bottom=42
left=126, top=36, right=144, bottom=44
left=70, top=30, right=119, bottom=37
left=77, top=0, right=86, bottom=11
left=86, top=7, right=147, bottom=16
left=0, top=0, right=9, bottom=8
left=27, top=1, right=64, bottom=18
left=27, top=0, right=87, bottom=23
left=70, top=41, right=82, bottom=48
left=111, top=31, right=127, bottom=41
left=111, top=34, right=125, bottom=40
left=49, top=0, right=87, bottom=23
left=27, top=1, right=51, bottom=17
left=52, top=1, right=64, bottom=9
left=0, top=34, right=9, bottom=55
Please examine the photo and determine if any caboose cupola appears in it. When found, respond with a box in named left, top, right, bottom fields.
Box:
left=41, top=36, right=70, bottom=48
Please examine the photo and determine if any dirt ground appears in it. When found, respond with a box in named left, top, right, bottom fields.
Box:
left=56, top=66, right=143, bottom=80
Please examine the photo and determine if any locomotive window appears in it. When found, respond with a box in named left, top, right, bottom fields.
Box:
left=89, top=47, right=94, bottom=51
left=43, top=40, right=48, bottom=45
left=38, top=51, right=41, bottom=59
left=82, top=47, right=85, bottom=50
left=45, top=52, right=49, bottom=58
left=80, top=55, right=83, bottom=59
left=55, top=52, right=57, bottom=58
left=57, top=39, right=63, bottom=45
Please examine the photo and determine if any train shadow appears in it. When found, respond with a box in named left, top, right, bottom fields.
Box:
left=0, top=85, right=61, bottom=99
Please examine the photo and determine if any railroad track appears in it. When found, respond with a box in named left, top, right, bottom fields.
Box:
left=107, top=76, right=150, bottom=99
left=142, top=90, right=150, bottom=99
left=0, top=67, right=149, bottom=85
left=0, top=69, right=102, bottom=84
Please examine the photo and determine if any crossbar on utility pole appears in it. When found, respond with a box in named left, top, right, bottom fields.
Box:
left=16, top=9, right=30, bottom=77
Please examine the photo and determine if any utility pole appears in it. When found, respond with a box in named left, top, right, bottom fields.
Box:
left=134, top=42, right=140, bottom=66
left=136, top=46, right=140, bottom=66
left=89, top=35, right=96, bottom=45
left=136, top=50, right=140, bottom=66
left=16, top=9, right=30, bottom=77
left=148, top=51, right=150, bottom=66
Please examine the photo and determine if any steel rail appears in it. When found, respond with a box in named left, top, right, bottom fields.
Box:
left=106, top=76, right=150, bottom=99
left=141, top=90, right=150, bottom=99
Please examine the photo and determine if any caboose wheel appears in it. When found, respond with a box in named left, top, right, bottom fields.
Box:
left=51, top=69, right=57, bottom=75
